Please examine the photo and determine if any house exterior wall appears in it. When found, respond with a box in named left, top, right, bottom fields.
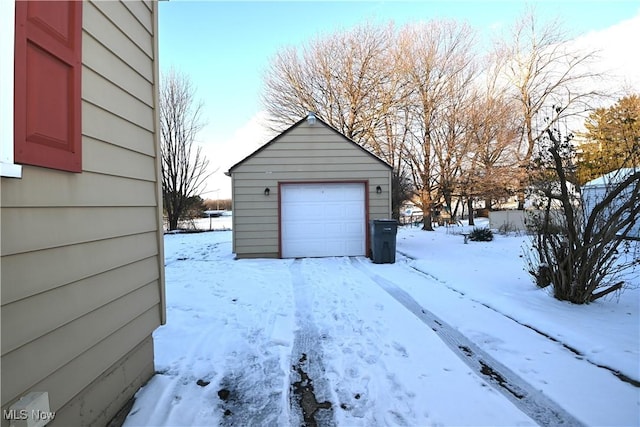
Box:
left=230, top=119, right=392, bottom=258
left=0, top=1, right=165, bottom=425
left=582, top=168, right=640, bottom=240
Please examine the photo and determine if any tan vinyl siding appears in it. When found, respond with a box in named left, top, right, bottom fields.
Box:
left=1, top=282, right=160, bottom=404
left=0, top=169, right=158, bottom=208
left=236, top=230, right=279, bottom=241
left=89, top=1, right=154, bottom=57
left=83, top=34, right=154, bottom=107
left=2, top=256, right=160, bottom=353
left=0, top=0, right=163, bottom=422
left=235, top=171, right=390, bottom=181
left=233, top=217, right=278, bottom=226
left=83, top=137, right=159, bottom=180
left=1, top=233, right=159, bottom=304
left=122, top=1, right=154, bottom=34
left=83, top=67, right=155, bottom=131
left=232, top=222, right=278, bottom=232
left=24, top=307, right=160, bottom=417
left=52, top=336, right=154, bottom=427
left=245, top=155, right=375, bottom=164
left=2, top=206, right=158, bottom=255
left=228, top=202, right=278, bottom=212
left=230, top=119, right=392, bottom=258
left=83, top=1, right=153, bottom=81
left=83, top=101, right=156, bottom=156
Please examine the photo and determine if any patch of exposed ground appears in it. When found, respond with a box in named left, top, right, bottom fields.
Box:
left=291, top=353, right=332, bottom=427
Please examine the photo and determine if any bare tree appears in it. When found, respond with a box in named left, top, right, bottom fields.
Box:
left=496, top=10, right=604, bottom=209
left=160, top=68, right=213, bottom=231
left=262, top=14, right=607, bottom=233
left=262, top=22, right=395, bottom=139
left=399, top=20, right=477, bottom=230
left=434, top=63, right=478, bottom=222
left=526, top=122, right=639, bottom=303
left=262, top=23, right=415, bottom=215
left=460, top=58, right=523, bottom=217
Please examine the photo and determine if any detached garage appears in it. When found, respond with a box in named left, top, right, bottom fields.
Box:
left=226, top=113, right=392, bottom=259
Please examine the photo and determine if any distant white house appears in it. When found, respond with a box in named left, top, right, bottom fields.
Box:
left=582, top=168, right=640, bottom=239
left=400, top=202, right=423, bottom=217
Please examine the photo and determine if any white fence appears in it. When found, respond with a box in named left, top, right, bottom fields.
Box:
left=489, top=210, right=528, bottom=232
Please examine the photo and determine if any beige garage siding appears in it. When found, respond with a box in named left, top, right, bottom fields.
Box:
left=0, top=1, right=164, bottom=425
left=230, top=118, right=392, bottom=258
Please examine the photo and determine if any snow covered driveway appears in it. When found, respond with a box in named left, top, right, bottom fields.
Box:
left=124, top=227, right=639, bottom=426
left=285, top=256, right=536, bottom=426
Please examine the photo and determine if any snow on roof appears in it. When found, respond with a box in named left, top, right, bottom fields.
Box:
left=583, top=167, right=639, bottom=188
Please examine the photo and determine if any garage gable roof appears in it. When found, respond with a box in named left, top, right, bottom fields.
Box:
left=226, top=113, right=392, bottom=174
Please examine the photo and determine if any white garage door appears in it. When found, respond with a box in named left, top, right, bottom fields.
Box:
left=281, top=183, right=366, bottom=258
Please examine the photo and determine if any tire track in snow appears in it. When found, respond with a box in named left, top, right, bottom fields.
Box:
left=351, top=257, right=584, bottom=427
left=397, top=250, right=640, bottom=388
left=289, top=259, right=336, bottom=427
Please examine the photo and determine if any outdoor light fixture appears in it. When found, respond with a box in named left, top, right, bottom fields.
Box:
left=307, top=111, right=316, bottom=125
left=376, top=185, right=382, bottom=194
left=264, top=187, right=270, bottom=196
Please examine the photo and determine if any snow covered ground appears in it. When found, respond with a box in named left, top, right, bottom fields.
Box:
left=123, top=219, right=639, bottom=426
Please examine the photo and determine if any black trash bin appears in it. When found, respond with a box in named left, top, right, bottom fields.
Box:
left=370, top=219, right=398, bottom=264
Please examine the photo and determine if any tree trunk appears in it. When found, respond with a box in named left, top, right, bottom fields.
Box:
left=467, top=198, right=475, bottom=226
left=422, top=209, right=434, bottom=230
left=452, top=198, right=461, bottom=220
left=517, top=189, right=525, bottom=210
left=421, top=190, right=434, bottom=231
left=443, top=190, right=453, bottom=220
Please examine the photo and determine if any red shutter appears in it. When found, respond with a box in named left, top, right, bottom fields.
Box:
left=14, top=0, right=82, bottom=173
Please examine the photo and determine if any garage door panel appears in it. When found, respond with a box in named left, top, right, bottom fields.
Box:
left=324, top=222, right=361, bottom=236
left=343, top=202, right=364, bottom=217
left=287, top=221, right=362, bottom=239
left=324, top=204, right=345, bottom=217
left=344, top=240, right=364, bottom=253
left=285, top=239, right=362, bottom=258
left=340, top=221, right=364, bottom=235
left=326, top=186, right=360, bottom=200
left=281, top=183, right=366, bottom=258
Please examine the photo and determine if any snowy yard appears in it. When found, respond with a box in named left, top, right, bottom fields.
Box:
left=124, top=220, right=639, bottom=426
